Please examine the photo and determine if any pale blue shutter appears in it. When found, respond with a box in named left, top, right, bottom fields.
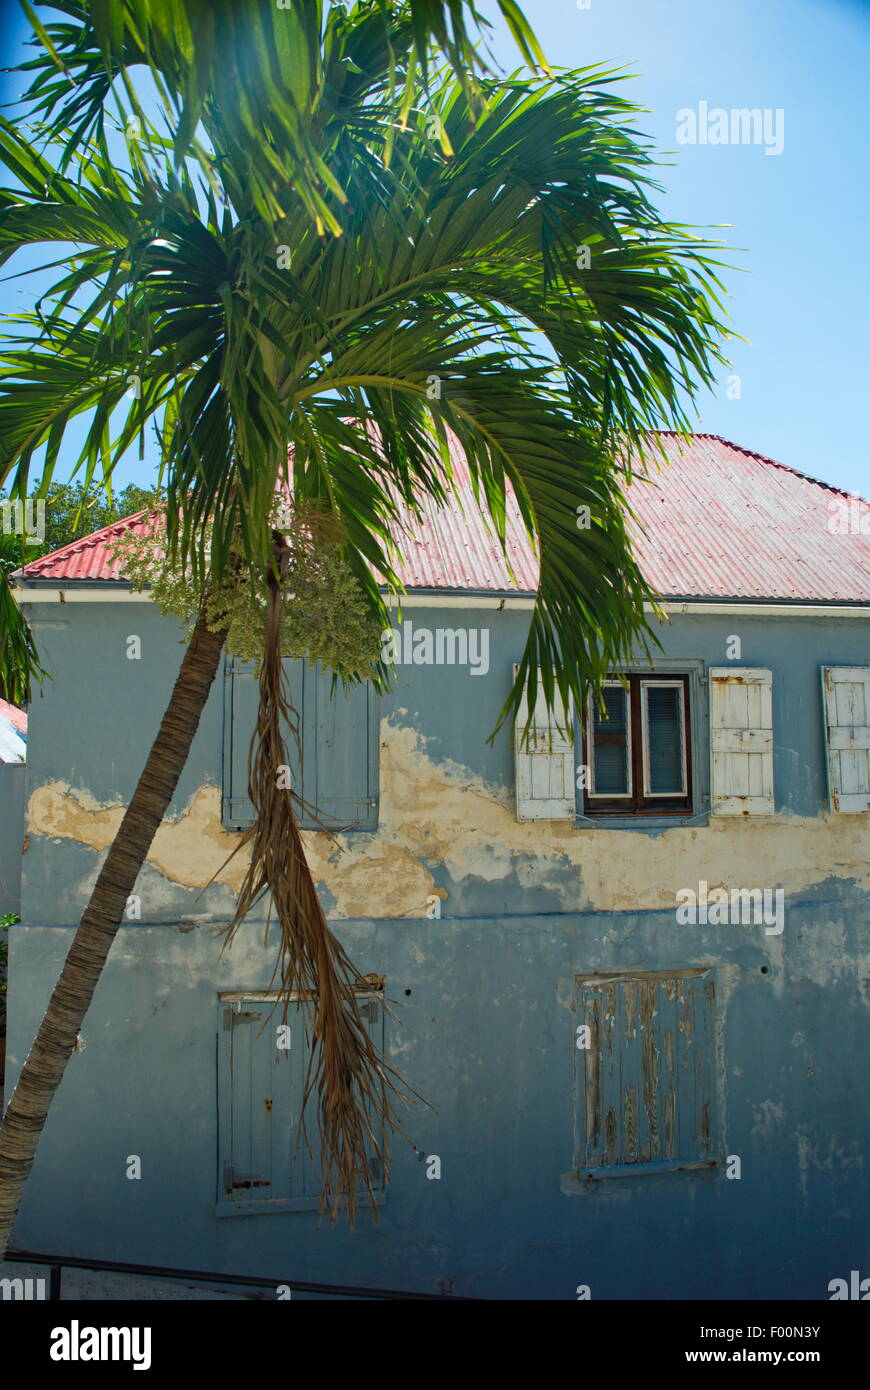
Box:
left=222, top=657, right=305, bottom=827
left=309, top=667, right=378, bottom=829
left=218, top=994, right=386, bottom=1212
left=222, top=658, right=378, bottom=831
left=219, top=1000, right=291, bottom=1204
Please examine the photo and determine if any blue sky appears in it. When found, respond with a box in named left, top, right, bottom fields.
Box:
left=2, top=0, right=868, bottom=496
left=478, top=0, right=870, bottom=496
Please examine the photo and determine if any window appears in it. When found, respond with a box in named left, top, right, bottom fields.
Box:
left=583, top=674, right=692, bottom=815
left=217, top=990, right=386, bottom=1215
left=222, top=656, right=379, bottom=831
left=573, top=969, right=717, bottom=1180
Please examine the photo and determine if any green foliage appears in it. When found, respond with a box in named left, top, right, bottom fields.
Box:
left=0, top=480, right=166, bottom=571
left=0, top=0, right=734, bottom=733
left=0, top=578, right=47, bottom=705
left=11, top=1, right=548, bottom=233
left=110, top=504, right=382, bottom=680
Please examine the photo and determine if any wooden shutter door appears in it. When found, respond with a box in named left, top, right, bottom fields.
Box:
left=308, top=665, right=378, bottom=831
left=223, top=658, right=378, bottom=831
left=513, top=663, right=575, bottom=821
left=709, top=668, right=774, bottom=816
left=220, top=999, right=292, bottom=1203
left=576, top=970, right=716, bottom=1174
left=222, top=657, right=305, bottom=828
left=822, top=666, right=870, bottom=813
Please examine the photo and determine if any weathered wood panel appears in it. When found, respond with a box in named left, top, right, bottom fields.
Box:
left=576, top=970, right=716, bottom=1172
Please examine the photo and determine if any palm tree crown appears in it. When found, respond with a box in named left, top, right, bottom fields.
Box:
left=1, top=0, right=730, bottom=726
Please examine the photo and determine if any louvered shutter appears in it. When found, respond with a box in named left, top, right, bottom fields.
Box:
left=709, top=668, right=774, bottom=816
left=821, top=666, right=870, bottom=813
left=222, top=658, right=378, bottom=830
left=219, top=994, right=385, bottom=1210
left=311, top=667, right=378, bottom=829
left=514, top=663, right=575, bottom=820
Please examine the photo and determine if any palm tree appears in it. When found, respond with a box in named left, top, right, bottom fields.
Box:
left=0, top=0, right=730, bottom=1254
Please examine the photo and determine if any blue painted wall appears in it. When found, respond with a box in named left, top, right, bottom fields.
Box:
left=5, top=598, right=870, bottom=1298
left=0, top=762, right=25, bottom=917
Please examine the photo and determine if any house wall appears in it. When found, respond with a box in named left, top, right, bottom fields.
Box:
left=0, top=761, right=26, bottom=917
left=5, top=598, right=870, bottom=1298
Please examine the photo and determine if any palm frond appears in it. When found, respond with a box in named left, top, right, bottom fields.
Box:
left=0, top=573, right=49, bottom=704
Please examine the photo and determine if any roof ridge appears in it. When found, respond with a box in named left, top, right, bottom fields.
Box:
left=652, top=431, right=865, bottom=501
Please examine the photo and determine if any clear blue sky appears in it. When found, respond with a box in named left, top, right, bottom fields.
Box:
left=478, top=0, right=870, bottom=496
left=2, top=0, right=868, bottom=496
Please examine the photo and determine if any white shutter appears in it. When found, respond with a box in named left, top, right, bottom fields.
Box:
left=821, top=666, right=870, bottom=813
left=709, top=668, right=774, bottom=816
left=514, top=663, right=575, bottom=821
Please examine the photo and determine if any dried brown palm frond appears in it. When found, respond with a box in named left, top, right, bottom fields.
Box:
left=223, top=532, right=421, bottom=1224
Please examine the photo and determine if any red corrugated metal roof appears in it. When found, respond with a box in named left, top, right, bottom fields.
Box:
left=16, top=511, right=158, bottom=585
left=0, top=698, right=27, bottom=734
left=15, top=433, right=870, bottom=602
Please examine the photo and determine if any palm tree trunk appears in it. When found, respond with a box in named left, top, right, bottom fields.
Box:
left=0, top=607, right=226, bottom=1257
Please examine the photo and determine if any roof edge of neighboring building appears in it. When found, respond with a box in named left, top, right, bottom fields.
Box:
left=10, top=508, right=156, bottom=583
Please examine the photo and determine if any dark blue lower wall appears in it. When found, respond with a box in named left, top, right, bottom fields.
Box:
left=5, top=884, right=868, bottom=1300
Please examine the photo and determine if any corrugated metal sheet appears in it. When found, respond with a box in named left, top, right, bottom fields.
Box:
left=0, top=707, right=26, bottom=762
left=16, top=512, right=158, bottom=585
left=0, top=698, right=27, bottom=736
left=15, top=433, right=870, bottom=602
left=624, top=433, right=870, bottom=601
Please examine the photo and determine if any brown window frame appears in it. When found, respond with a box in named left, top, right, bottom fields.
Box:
left=583, top=673, right=693, bottom=816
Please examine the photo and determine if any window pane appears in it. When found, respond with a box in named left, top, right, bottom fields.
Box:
left=645, top=684, right=685, bottom=794
left=592, top=687, right=629, bottom=794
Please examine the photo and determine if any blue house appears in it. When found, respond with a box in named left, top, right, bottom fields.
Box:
left=6, top=433, right=870, bottom=1298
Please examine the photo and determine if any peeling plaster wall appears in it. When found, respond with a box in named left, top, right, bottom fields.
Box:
left=7, top=599, right=870, bottom=1296
left=17, top=603, right=870, bottom=925
left=21, top=726, right=870, bottom=924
